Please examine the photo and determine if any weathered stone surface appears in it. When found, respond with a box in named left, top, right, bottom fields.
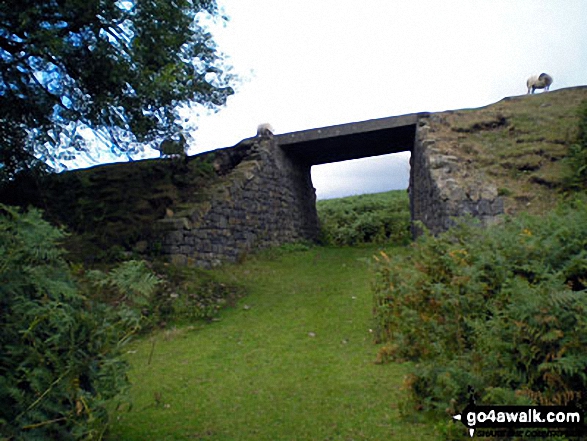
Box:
left=157, top=137, right=319, bottom=267
left=157, top=217, right=190, bottom=231
left=157, top=112, right=506, bottom=266
left=428, top=155, right=459, bottom=171
left=410, top=116, right=504, bottom=235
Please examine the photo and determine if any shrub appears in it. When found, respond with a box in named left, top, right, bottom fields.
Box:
left=564, top=100, right=587, bottom=191
left=372, top=200, right=587, bottom=422
left=0, top=204, right=157, bottom=440
left=317, top=191, right=410, bottom=246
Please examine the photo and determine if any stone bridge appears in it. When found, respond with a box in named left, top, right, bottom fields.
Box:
left=10, top=88, right=586, bottom=267
left=157, top=112, right=503, bottom=267
left=0, top=110, right=505, bottom=268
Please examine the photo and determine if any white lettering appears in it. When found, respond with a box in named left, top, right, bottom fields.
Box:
left=467, top=412, right=476, bottom=426
left=458, top=406, right=581, bottom=433
left=568, top=412, right=581, bottom=423
left=487, top=409, right=496, bottom=422
left=506, top=412, right=518, bottom=422
left=519, top=411, right=528, bottom=423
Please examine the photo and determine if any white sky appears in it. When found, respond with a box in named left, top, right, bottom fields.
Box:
left=86, top=0, right=587, bottom=200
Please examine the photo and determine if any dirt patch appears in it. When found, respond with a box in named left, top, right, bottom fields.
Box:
left=452, top=114, right=508, bottom=133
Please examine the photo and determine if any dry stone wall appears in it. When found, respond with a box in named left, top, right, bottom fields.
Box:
left=156, top=137, right=318, bottom=267
left=411, top=114, right=504, bottom=235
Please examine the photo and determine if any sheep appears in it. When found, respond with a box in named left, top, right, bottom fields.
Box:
left=256, top=123, right=274, bottom=138
left=527, top=73, right=553, bottom=94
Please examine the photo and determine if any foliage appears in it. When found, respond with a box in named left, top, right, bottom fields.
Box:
left=0, top=204, right=158, bottom=439
left=148, top=261, right=244, bottom=322
left=0, top=0, right=235, bottom=180
left=316, top=190, right=411, bottom=246
left=79, top=260, right=160, bottom=310
left=564, top=100, right=587, bottom=190
left=372, top=200, right=587, bottom=423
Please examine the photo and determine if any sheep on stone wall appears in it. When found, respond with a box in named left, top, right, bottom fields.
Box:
left=527, top=73, right=553, bottom=94
left=256, top=123, right=274, bottom=138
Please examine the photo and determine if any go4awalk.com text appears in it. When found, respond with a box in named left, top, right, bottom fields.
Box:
left=452, top=405, right=583, bottom=438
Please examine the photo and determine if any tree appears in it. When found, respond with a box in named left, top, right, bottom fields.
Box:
left=0, top=0, right=235, bottom=179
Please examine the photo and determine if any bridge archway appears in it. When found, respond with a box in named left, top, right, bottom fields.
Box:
left=310, top=151, right=411, bottom=200
left=275, top=113, right=422, bottom=239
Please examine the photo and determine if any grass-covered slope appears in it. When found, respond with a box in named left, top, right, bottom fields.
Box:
left=107, top=89, right=587, bottom=440
left=6, top=87, right=583, bottom=440
left=428, top=86, right=587, bottom=216
left=109, top=245, right=441, bottom=440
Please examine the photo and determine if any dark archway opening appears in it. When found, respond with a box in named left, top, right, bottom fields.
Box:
left=275, top=114, right=420, bottom=242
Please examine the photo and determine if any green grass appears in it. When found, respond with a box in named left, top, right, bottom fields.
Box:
left=109, top=245, right=442, bottom=440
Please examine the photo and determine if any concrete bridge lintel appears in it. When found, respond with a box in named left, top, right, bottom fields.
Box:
left=275, top=112, right=428, bottom=146
left=274, top=112, right=430, bottom=166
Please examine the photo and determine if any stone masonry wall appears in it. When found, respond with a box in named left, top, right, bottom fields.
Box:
left=0, top=109, right=515, bottom=269
left=411, top=114, right=504, bottom=235
left=156, top=137, right=319, bottom=267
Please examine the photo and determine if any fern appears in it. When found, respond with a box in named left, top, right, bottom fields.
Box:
left=373, top=200, right=587, bottom=424
left=86, top=260, right=159, bottom=308
left=107, top=260, right=160, bottom=305
left=0, top=204, right=151, bottom=439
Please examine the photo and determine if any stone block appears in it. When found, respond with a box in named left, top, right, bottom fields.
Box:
left=428, top=155, right=459, bottom=171
left=166, top=231, right=185, bottom=244
left=170, top=254, right=187, bottom=266
left=157, top=217, right=190, bottom=231
left=179, top=245, right=193, bottom=255
left=477, top=199, right=491, bottom=215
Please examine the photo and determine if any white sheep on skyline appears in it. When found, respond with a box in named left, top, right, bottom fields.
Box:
left=256, top=123, right=274, bottom=138
left=527, top=73, right=553, bottom=94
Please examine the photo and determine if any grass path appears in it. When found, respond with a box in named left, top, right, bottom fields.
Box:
left=110, top=246, right=441, bottom=440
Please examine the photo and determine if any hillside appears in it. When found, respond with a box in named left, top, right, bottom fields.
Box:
left=3, top=84, right=586, bottom=439
left=425, top=86, right=587, bottom=216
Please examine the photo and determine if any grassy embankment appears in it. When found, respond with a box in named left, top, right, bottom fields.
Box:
left=429, top=87, right=587, bottom=215
left=109, top=192, right=439, bottom=440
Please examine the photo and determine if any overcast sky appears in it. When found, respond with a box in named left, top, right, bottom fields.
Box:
left=91, top=0, right=587, bottom=199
